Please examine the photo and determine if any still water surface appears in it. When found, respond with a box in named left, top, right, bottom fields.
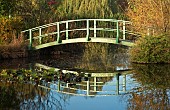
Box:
left=0, top=53, right=170, bottom=110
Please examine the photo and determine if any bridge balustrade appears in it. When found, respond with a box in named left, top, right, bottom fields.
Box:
left=21, top=19, right=134, bottom=50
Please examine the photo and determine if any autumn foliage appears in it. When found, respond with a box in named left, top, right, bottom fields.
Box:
left=127, top=0, right=170, bottom=36
left=0, top=17, right=23, bottom=44
left=130, top=34, right=170, bottom=63
left=127, top=0, right=170, bottom=63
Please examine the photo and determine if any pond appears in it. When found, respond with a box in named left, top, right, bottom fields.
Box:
left=0, top=45, right=170, bottom=110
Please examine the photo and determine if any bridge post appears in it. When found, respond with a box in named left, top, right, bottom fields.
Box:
left=123, top=74, right=126, bottom=92
left=66, top=21, right=69, bottom=40
left=39, top=28, right=42, bottom=44
left=116, top=73, right=119, bottom=95
left=87, top=77, right=90, bottom=96
left=116, top=21, right=119, bottom=43
left=57, top=71, right=61, bottom=91
left=123, top=21, right=126, bottom=40
left=57, top=22, right=61, bottom=43
left=86, top=20, right=90, bottom=41
left=29, top=29, right=32, bottom=50
left=94, top=77, right=97, bottom=91
left=94, top=20, right=97, bottom=38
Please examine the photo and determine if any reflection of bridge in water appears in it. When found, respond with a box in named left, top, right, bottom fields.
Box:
left=35, top=63, right=135, bottom=96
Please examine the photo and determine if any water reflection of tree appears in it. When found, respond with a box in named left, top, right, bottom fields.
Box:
left=0, top=81, right=68, bottom=110
left=127, top=64, right=170, bottom=110
left=0, top=82, right=20, bottom=109
left=34, top=43, right=130, bottom=72
left=20, top=89, right=67, bottom=110
left=76, top=43, right=130, bottom=71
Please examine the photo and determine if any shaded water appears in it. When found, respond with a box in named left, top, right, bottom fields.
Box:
left=0, top=45, right=170, bottom=110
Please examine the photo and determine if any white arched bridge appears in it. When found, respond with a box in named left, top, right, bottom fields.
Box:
left=21, top=19, right=137, bottom=50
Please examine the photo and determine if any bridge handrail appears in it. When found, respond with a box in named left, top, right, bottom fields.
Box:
left=21, top=19, right=136, bottom=50
left=29, top=29, right=134, bottom=42
left=31, top=29, right=133, bottom=40
left=31, top=28, right=119, bottom=40
left=21, top=19, right=130, bottom=33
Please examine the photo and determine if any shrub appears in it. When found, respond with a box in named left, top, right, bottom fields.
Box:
left=130, top=34, right=170, bottom=63
left=0, top=17, right=23, bottom=44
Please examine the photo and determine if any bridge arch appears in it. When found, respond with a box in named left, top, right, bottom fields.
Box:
left=21, top=19, right=135, bottom=50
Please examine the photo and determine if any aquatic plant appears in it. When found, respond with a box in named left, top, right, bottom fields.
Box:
left=0, top=68, right=87, bottom=84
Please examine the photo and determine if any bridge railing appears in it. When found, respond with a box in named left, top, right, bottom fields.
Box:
left=21, top=19, right=132, bottom=50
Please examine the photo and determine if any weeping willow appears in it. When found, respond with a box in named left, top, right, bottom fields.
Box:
left=56, top=0, right=121, bottom=19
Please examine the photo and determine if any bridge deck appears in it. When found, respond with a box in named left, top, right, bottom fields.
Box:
left=34, top=37, right=134, bottom=50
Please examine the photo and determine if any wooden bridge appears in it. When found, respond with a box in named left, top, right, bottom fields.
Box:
left=21, top=19, right=136, bottom=50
